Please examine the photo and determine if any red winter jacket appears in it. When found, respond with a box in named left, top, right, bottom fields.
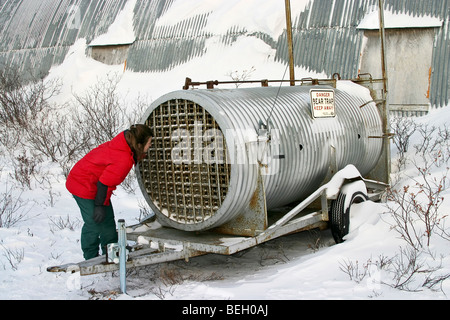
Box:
left=66, top=132, right=135, bottom=205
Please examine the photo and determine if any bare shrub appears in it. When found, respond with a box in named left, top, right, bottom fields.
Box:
left=71, top=73, right=146, bottom=147
left=258, top=242, right=289, bottom=266
left=10, top=153, right=39, bottom=189
left=339, top=256, right=387, bottom=284
left=136, top=197, right=154, bottom=223
left=0, top=126, right=20, bottom=151
left=87, top=289, right=120, bottom=300
left=225, top=66, right=256, bottom=87
left=356, top=120, right=450, bottom=293
left=2, top=70, right=150, bottom=182
left=21, top=105, right=91, bottom=176
left=0, top=66, right=66, bottom=183
left=383, top=246, right=448, bottom=292
left=387, top=123, right=450, bottom=249
left=119, top=170, right=138, bottom=194
left=0, top=66, right=60, bottom=129
left=387, top=178, right=447, bottom=250
left=49, top=215, right=82, bottom=233
left=1, top=243, right=25, bottom=271
left=414, top=124, right=450, bottom=165
left=307, top=228, right=328, bottom=252
left=0, top=183, right=33, bottom=228
left=390, top=116, right=419, bottom=171
left=341, top=118, right=450, bottom=294
left=340, top=250, right=450, bottom=293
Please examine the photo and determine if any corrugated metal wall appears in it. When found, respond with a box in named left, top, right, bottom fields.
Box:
left=276, top=0, right=372, bottom=78
left=128, top=8, right=209, bottom=72
left=0, top=0, right=132, bottom=76
left=274, top=0, right=449, bottom=108
left=0, top=0, right=448, bottom=108
left=428, top=1, right=450, bottom=109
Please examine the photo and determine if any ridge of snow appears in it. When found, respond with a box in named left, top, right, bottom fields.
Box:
left=358, top=7, right=442, bottom=30
left=89, top=0, right=137, bottom=46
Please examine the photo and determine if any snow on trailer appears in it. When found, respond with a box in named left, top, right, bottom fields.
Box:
left=47, top=76, right=390, bottom=292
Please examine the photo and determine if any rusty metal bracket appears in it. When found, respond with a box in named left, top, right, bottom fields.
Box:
left=368, top=133, right=395, bottom=139
left=358, top=99, right=385, bottom=109
left=213, top=164, right=268, bottom=237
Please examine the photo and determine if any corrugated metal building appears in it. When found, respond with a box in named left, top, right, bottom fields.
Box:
left=0, top=0, right=448, bottom=111
left=276, top=0, right=449, bottom=114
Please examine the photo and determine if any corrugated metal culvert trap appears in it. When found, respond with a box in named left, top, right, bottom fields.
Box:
left=137, top=83, right=384, bottom=232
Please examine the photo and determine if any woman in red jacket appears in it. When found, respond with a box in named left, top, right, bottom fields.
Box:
left=66, top=124, right=153, bottom=260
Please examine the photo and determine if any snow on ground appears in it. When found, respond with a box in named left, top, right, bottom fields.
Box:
left=1, top=0, right=449, bottom=302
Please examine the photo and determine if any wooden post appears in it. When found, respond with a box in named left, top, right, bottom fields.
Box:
left=285, top=0, right=295, bottom=86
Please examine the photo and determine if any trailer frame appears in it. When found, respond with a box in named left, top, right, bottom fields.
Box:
left=47, top=166, right=387, bottom=276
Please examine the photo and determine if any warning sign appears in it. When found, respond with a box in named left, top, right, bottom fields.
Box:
left=310, top=89, right=335, bottom=118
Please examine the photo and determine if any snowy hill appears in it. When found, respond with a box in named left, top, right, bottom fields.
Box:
left=0, top=0, right=449, bottom=302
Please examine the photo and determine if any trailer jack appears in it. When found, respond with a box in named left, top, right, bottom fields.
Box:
left=106, top=220, right=128, bottom=294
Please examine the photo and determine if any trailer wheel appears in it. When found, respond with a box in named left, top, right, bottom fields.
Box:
left=329, top=181, right=368, bottom=244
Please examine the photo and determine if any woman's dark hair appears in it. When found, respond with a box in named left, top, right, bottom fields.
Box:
left=125, top=124, right=153, bottom=161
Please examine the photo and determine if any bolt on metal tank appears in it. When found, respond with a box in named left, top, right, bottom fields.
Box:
left=136, top=82, right=383, bottom=232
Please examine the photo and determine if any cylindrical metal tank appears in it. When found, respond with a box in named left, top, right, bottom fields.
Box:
left=137, top=82, right=383, bottom=232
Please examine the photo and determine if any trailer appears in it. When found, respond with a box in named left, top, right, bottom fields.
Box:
left=47, top=75, right=390, bottom=295
left=47, top=165, right=387, bottom=276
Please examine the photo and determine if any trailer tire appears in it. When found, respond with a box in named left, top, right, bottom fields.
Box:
left=329, top=181, right=368, bottom=244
